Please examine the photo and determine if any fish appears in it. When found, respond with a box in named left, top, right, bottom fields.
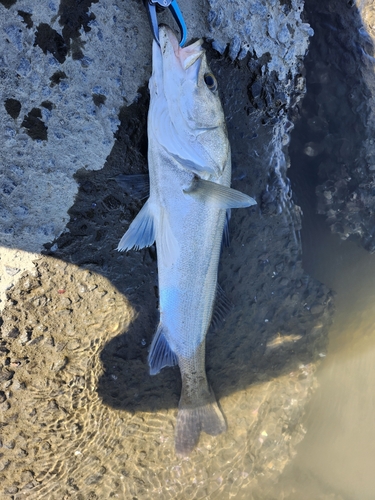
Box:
left=118, top=25, right=256, bottom=455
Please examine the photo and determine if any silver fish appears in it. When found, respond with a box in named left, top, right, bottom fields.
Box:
left=118, top=26, right=256, bottom=455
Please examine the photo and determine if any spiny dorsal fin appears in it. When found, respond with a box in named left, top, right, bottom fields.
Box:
left=114, top=174, right=149, bottom=200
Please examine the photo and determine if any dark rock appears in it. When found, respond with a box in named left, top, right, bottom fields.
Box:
left=4, top=98, right=21, bottom=119
left=17, top=10, right=33, bottom=28
left=21, top=108, right=48, bottom=141
left=34, top=23, right=68, bottom=64
left=50, top=71, right=68, bottom=86
left=92, top=93, right=106, bottom=106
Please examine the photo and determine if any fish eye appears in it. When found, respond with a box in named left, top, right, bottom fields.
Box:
left=204, top=72, right=218, bottom=92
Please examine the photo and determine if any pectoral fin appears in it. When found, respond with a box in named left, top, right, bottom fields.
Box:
left=184, top=177, right=257, bottom=209
left=117, top=200, right=155, bottom=251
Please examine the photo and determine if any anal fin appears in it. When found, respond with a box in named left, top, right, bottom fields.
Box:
left=148, top=323, right=178, bottom=375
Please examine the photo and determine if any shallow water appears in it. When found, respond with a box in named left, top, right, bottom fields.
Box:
left=277, top=220, right=375, bottom=499
left=273, top=1, right=375, bottom=495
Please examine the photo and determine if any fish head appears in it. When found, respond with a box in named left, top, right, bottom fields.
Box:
left=149, top=25, right=230, bottom=178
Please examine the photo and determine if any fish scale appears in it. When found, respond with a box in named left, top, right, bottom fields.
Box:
left=118, top=25, right=256, bottom=455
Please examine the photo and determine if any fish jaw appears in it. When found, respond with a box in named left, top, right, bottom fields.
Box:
left=148, top=26, right=229, bottom=178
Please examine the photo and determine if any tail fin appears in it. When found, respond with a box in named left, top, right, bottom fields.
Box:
left=175, top=400, right=227, bottom=456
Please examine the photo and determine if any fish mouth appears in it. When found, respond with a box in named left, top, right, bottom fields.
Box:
left=159, top=25, right=204, bottom=70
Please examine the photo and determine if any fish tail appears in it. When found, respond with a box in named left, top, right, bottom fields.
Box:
left=175, top=395, right=226, bottom=456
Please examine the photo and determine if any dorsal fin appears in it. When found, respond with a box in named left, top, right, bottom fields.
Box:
left=222, top=209, right=231, bottom=249
left=210, top=284, right=232, bottom=331
left=114, top=174, right=149, bottom=200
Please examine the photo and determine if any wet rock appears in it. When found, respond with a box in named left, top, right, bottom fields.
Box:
left=51, top=356, right=68, bottom=372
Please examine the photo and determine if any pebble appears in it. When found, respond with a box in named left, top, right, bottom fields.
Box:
left=21, top=470, right=34, bottom=483
left=5, top=440, right=15, bottom=449
left=310, top=303, right=324, bottom=315
left=5, top=327, right=20, bottom=339
left=85, top=473, right=103, bottom=485
left=0, top=369, right=14, bottom=382
left=5, top=266, right=20, bottom=276
left=18, top=331, right=31, bottom=343
left=0, top=460, right=10, bottom=472
left=0, top=401, right=10, bottom=411
left=275, top=262, right=284, bottom=272
left=67, top=339, right=81, bottom=351
left=28, top=335, right=44, bottom=345
left=4, top=485, right=19, bottom=494
left=0, top=346, right=10, bottom=356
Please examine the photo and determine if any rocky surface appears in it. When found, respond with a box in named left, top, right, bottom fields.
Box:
left=295, top=0, right=375, bottom=252
left=207, top=0, right=313, bottom=78
left=0, top=0, right=311, bottom=267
